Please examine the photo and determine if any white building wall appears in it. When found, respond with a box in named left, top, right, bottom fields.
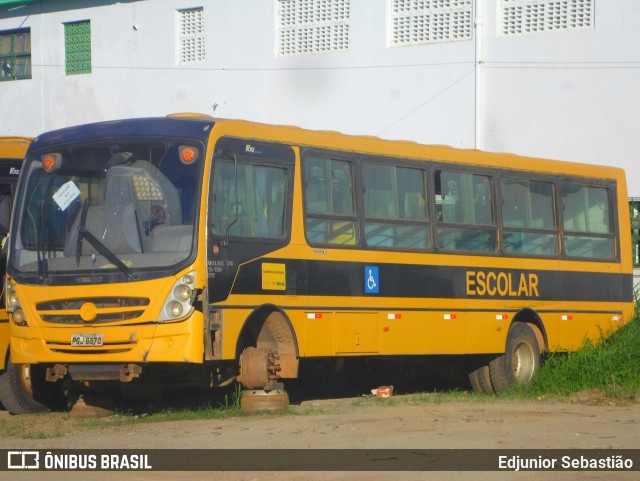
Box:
left=479, top=0, right=640, bottom=194
left=0, top=0, right=478, bottom=144
left=0, top=0, right=638, bottom=193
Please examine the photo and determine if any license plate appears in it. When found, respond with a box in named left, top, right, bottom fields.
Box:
left=71, top=333, right=104, bottom=347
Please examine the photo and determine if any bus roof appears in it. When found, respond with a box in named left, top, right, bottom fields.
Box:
left=29, top=116, right=625, bottom=182
left=30, top=117, right=214, bottom=150
left=0, top=137, right=32, bottom=159
left=210, top=118, right=625, bottom=182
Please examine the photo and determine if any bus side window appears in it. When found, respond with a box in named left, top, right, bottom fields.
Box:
left=267, top=173, right=286, bottom=238
left=330, top=162, right=354, bottom=215
left=501, top=177, right=557, bottom=256
left=442, top=177, right=460, bottom=223
left=303, top=155, right=359, bottom=246
left=305, top=160, right=329, bottom=214
left=362, top=162, right=429, bottom=250
left=562, top=183, right=614, bottom=259
left=435, top=170, right=497, bottom=253
left=403, top=192, right=424, bottom=220
left=473, top=180, right=492, bottom=225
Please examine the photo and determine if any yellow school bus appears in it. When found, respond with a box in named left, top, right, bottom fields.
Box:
left=0, top=137, right=56, bottom=414
left=0, top=138, right=28, bottom=369
left=5, top=115, right=634, bottom=412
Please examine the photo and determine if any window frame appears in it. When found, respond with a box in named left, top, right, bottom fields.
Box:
left=559, top=179, right=618, bottom=260
left=208, top=138, right=295, bottom=246
left=302, top=150, right=360, bottom=247
left=499, top=175, right=559, bottom=258
left=433, top=167, right=498, bottom=254
left=0, top=27, right=31, bottom=81
left=300, top=147, right=620, bottom=263
left=210, top=159, right=291, bottom=241
left=361, top=159, right=431, bottom=251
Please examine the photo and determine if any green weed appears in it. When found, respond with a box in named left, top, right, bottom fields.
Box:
left=523, top=306, right=640, bottom=400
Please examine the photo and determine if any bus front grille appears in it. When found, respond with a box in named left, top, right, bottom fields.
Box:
left=36, top=297, right=150, bottom=325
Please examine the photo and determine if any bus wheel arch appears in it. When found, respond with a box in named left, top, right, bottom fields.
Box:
left=489, top=313, right=546, bottom=392
left=236, top=305, right=299, bottom=389
left=511, top=309, right=547, bottom=353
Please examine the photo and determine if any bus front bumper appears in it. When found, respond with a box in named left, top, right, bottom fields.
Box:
left=9, top=312, right=205, bottom=365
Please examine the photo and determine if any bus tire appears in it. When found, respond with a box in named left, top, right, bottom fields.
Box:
left=468, top=364, right=494, bottom=394
left=489, top=323, right=541, bottom=392
left=0, top=358, right=58, bottom=415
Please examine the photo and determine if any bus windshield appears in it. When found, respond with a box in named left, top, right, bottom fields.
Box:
left=10, top=139, right=202, bottom=282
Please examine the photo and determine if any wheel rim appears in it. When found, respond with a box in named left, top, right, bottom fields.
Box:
left=241, top=390, right=289, bottom=413
left=17, top=364, right=35, bottom=398
left=512, top=341, right=536, bottom=384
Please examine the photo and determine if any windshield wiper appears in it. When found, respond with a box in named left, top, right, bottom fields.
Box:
left=76, top=226, right=137, bottom=280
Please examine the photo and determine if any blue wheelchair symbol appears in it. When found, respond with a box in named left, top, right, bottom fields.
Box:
left=365, top=266, right=379, bottom=294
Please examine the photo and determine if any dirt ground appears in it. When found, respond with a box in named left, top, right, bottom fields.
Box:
left=1, top=388, right=639, bottom=481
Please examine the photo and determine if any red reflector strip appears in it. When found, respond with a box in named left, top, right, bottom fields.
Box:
left=387, top=313, right=401, bottom=319
left=496, top=314, right=508, bottom=320
left=444, top=314, right=457, bottom=320
left=307, top=313, right=322, bottom=319
left=562, top=315, right=573, bottom=321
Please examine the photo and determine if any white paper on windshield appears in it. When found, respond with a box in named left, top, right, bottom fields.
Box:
left=53, top=180, right=81, bottom=211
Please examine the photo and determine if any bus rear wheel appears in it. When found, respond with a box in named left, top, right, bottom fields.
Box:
left=489, top=323, right=541, bottom=392
left=0, top=358, right=60, bottom=415
left=468, top=364, right=494, bottom=394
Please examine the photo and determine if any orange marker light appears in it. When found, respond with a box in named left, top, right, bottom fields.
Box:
left=179, top=146, right=199, bottom=164
left=42, top=153, right=61, bottom=172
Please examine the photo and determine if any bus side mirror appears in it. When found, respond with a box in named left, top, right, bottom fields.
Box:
left=0, top=196, right=11, bottom=235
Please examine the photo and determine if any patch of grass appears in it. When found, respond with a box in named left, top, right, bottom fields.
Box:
left=521, top=307, right=640, bottom=400
left=0, top=413, right=72, bottom=439
left=99, top=404, right=243, bottom=426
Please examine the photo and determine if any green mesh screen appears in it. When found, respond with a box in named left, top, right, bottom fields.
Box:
left=65, top=21, right=91, bottom=75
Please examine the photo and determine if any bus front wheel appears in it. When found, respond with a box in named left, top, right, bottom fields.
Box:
left=0, top=357, right=60, bottom=415
left=489, top=323, right=541, bottom=392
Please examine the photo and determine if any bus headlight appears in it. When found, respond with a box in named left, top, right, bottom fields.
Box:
left=158, top=271, right=197, bottom=322
left=11, top=309, right=27, bottom=327
left=6, top=280, right=21, bottom=312
left=165, top=301, right=183, bottom=318
left=174, top=284, right=193, bottom=301
left=7, top=291, right=19, bottom=309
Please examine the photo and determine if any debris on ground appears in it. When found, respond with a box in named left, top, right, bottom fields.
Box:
left=370, top=386, right=394, bottom=398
